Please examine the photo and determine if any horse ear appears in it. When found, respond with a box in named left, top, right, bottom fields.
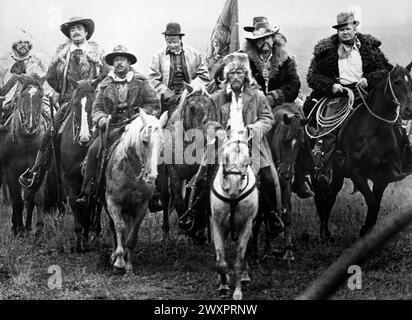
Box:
left=140, top=108, right=148, bottom=126
left=183, top=81, right=194, bottom=94
left=300, top=118, right=310, bottom=126
left=159, top=111, right=168, bottom=128
left=67, top=76, right=79, bottom=89
left=283, top=114, right=293, bottom=126
left=406, top=61, right=412, bottom=74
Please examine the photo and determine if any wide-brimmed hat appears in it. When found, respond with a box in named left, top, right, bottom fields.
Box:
left=162, top=22, right=185, bottom=36
left=105, top=45, right=137, bottom=66
left=332, top=11, right=360, bottom=29
left=12, top=29, right=34, bottom=46
left=223, top=52, right=251, bottom=71
left=245, top=21, right=280, bottom=41
left=244, top=16, right=269, bottom=33
left=60, top=16, right=95, bottom=40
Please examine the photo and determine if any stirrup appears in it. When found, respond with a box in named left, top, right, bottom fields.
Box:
left=18, top=168, right=37, bottom=189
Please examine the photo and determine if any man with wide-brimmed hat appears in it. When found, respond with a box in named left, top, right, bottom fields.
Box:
left=0, top=29, right=52, bottom=123
left=303, top=9, right=405, bottom=185
left=149, top=22, right=210, bottom=112
left=75, top=45, right=160, bottom=207
left=180, top=52, right=284, bottom=243
left=19, top=16, right=108, bottom=190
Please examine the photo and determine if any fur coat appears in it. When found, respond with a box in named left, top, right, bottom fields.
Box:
left=241, top=33, right=301, bottom=107
left=306, top=33, right=391, bottom=98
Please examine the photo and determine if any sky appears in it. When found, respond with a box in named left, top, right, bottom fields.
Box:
left=0, top=0, right=411, bottom=73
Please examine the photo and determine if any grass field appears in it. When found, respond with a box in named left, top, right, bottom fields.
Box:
left=0, top=175, right=411, bottom=300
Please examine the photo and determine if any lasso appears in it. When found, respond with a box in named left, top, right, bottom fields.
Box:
left=305, top=87, right=355, bottom=139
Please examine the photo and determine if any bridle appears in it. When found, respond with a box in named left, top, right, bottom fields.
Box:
left=358, top=67, right=402, bottom=124
left=14, top=85, right=42, bottom=135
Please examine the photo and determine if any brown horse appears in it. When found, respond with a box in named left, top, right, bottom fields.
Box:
left=309, top=64, right=412, bottom=240
left=105, top=110, right=166, bottom=274
left=0, top=75, right=47, bottom=236
left=59, top=78, right=99, bottom=250
left=160, top=83, right=213, bottom=239
left=261, top=103, right=309, bottom=260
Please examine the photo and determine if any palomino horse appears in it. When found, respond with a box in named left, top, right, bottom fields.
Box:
left=0, top=75, right=47, bottom=236
left=309, top=64, right=412, bottom=240
left=160, top=82, right=212, bottom=239
left=262, top=103, right=310, bottom=261
left=210, top=128, right=258, bottom=300
left=59, top=78, right=99, bottom=250
left=105, top=110, right=166, bottom=274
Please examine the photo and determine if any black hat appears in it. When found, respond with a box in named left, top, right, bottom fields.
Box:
left=162, top=22, right=185, bottom=36
left=105, top=45, right=137, bottom=66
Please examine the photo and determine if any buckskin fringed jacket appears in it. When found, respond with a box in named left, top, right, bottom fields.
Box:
left=306, top=33, right=391, bottom=99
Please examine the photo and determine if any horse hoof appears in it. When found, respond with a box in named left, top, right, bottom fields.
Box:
left=112, top=266, right=126, bottom=276
left=218, top=286, right=230, bottom=299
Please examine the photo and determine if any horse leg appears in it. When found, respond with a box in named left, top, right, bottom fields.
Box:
left=125, top=200, right=150, bottom=273
left=106, top=197, right=126, bottom=274
left=247, top=213, right=261, bottom=260
left=23, top=188, right=36, bottom=234
left=281, top=182, right=294, bottom=261
left=7, top=179, right=24, bottom=237
left=159, top=166, right=170, bottom=241
left=211, top=212, right=230, bottom=299
left=351, top=170, right=378, bottom=237
left=360, top=180, right=388, bottom=237
left=34, top=187, right=45, bottom=239
left=233, top=219, right=254, bottom=300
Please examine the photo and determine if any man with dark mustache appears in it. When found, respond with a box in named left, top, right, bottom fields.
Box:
left=19, top=16, right=108, bottom=190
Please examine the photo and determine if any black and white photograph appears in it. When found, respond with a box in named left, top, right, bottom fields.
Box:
left=0, top=0, right=411, bottom=304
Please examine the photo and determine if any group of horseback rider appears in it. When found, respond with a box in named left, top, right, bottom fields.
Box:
left=1, top=10, right=411, bottom=239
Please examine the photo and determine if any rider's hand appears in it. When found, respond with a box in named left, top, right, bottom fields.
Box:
left=98, top=117, right=108, bottom=130
left=357, top=78, right=368, bottom=89
left=332, top=83, right=344, bottom=95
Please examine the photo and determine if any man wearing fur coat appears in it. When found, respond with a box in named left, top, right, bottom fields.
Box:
left=19, top=16, right=108, bottom=190
left=241, top=17, right=314, bottom=199
left=303, top=10, right=411, bottom=185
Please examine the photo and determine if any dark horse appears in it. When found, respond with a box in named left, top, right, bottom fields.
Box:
left=160, top=82, right=213, bottom=239
left=0, top=75, right=47, bottom=236
left=59, top=78, right=99, bottom=250
left=248, top=103, right=309, bottom=260
left=310, top=64, right=412, bottom=240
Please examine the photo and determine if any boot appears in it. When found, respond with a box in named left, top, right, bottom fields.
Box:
left=149, top=192, right=163, bottom=213
left=19, top=149, right=47, bottom=189
left=76, top=180, right=93, bottom=207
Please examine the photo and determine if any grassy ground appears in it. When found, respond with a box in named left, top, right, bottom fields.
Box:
left=0, top=177, right=411, bottom=300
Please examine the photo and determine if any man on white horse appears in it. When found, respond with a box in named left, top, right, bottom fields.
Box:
left=149, top=22, right=210, bottom=112
left=19, top=16, right=108, bottom=190
left=180, top=52, right=284, bottom=242
left=0, top=29, right=51, bottom=123
left=75, top=45, right=160, bottom=207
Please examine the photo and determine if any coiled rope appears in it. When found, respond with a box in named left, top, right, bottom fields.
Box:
left=305, top=87, right=355, bottom=139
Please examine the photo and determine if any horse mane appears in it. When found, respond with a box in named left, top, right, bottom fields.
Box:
left=116, top=116, right=145, bottom=161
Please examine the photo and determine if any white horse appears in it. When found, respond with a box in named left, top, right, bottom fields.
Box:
left=210, top=127, right=259, bottom=300
left=105, top=109, right=167, bottom=274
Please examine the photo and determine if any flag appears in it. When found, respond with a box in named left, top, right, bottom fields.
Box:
left=205, top=0, right=239, bottom=79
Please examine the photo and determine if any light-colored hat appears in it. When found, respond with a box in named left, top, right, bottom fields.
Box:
left=332, top=11, right=360, bottom=29
left=12, top=29, right=34, bottom=46
left=245, top=20, right=280, bottom=41
left=105, top=45, right=137, bottom=66
left=60, top=16, right=95, bottom=40
left=244, top=16, right=269, bottom=33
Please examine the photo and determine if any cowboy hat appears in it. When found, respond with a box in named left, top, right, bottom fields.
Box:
left=60, top=16, right=95, bottom=40
left=245, top=21, right=280, bottom=41
left=332, top=11, right=360, bottom=29
left=105, top=45, right=137, bottom=66
left=244, top=16, right=269, bottom=33
left=162, top=22, right=185, bottom=36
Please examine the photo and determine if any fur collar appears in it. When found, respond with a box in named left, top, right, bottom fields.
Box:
left=313, top=33, right=382, bottom=56
left=242, top=32, right=290, bottom=79
left=53, top=40, right=104, bottom=66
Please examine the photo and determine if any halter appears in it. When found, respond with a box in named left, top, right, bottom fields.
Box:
left=358, top=67, right=401, bottom=124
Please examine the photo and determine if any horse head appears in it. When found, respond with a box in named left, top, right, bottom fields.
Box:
left=390, top=63, right=412, bottom=120
left=123, top=109, right=166, bottom=185
left=219, top=128, right=252, bottom=199
left=14, top=74, right=45, bottom=136
left=180, top=81, right=212, bottom=131
left=67, top=77, right=98, bottom=146
left=274, top=109, right=309, bottom=182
